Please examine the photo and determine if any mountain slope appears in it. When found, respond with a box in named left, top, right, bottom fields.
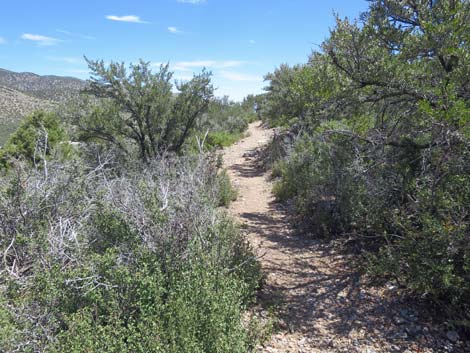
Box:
left=0, top=86, right=57, bottom=145
left=0, top=68, right=86, bottom=145
left=0, top=68, right=86, bottom=103
left=0, top=85, right=56, bottom=118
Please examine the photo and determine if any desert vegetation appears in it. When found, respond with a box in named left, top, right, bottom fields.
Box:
left=0, top=68, right=85, bottom=147
left=2, top=0, right=470, bottom=351
left=0, top=61, right=261, bottom=352
left=261, top=0, right=470, bottom=330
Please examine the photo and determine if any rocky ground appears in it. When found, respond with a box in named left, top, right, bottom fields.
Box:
left=223, top=121, right=469, bottom=353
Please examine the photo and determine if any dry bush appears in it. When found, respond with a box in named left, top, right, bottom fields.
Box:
left=0, top=149, right=260, bottom=352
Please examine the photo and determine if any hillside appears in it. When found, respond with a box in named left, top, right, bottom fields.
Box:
left=0, top=68, right=86, bottom=102
left=0, top=85, right=56, bottom=117
left=0, top=68, right=86, bottom=145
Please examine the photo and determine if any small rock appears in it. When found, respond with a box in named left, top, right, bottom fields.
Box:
left=400, top=308, right=417, bottom=322
left=405, top=325, right=421, bottom=337
left=446, top=330, right=459, bottom=343
left=394, top=316, right=406, bottom=325
left=395, top=331, right=408, bottom=339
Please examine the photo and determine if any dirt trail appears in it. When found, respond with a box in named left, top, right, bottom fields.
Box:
left=223, top=122, right=459, bottom=353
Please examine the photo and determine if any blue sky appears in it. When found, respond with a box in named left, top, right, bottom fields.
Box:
left=0, top=0, right=368, bottom=100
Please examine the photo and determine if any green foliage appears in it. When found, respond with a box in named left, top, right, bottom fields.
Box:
left=0, top=150, right=261, bottom=351
left=203, top=96, right=255, bottom=133
left=206, top=131, right=243, bottom=149
left=76, top=59, right=214, bottom=162
left=162, top=263, right=249, bottom=353
left=195, top=95, right=260, bottom=150
left=50, top=308, right=164, bottom=353
left=260, top=55, right=341, bottom=129
left=0, top=55, right=261, bottom=353
left=0, top=111, right=68, bottom=169
left=0, top=293, right=17, bottom=352
left=262, top=0, right=470, bottom=325
left=217, top=169, right=238, bottom=207
left=42, top=244, right=254, bottom=353
left=272, top=132, right=367, bottom=237
left=0, top=142, right=261, bottom=353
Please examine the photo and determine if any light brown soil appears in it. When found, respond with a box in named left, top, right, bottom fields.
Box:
left=223, top=122, right=465, bottom=353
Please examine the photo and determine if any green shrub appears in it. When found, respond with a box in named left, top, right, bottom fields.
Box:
left=217, top=169, right=238, bottom=207
left=194, top=94, right=259, bottom=151
left=206, top=131, right=243, bottom=149
left=0, top=111, right=70, bottom=169
left=50, top=309, right=164, bottom=353
left=0, top=293, right=17, bottom=353
left=271, top=128, right=470, bottom=323
left=0, top=153, right=261, bottom=352
left=163, top=263, right=250, bottom=353
left=367, top=171, right=470, bottom=323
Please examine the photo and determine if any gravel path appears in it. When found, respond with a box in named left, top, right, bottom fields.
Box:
left=223, top=122, right=466, bottom=353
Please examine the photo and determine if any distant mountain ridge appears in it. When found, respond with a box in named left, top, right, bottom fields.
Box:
left=0, top=68, right=86, bottom=103
left=0, top=68, right=86, bottom=145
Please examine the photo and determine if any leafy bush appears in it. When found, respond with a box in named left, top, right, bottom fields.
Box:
left=0, top=111, right=69, bottom=169
left=74, top=59, right=214, bottom=162
left=0, top=58, right=261, bottom=353
left=206, top=131, right=243, bottom=149
left=0, top=152, right=260, bottom=352
left=262, top=0, right=470, bottom=327
left=202, top=96, right=254, bottom=134
left=216, top=169, right=238, bottom=207
left=194, top=95, right=259, bottom=150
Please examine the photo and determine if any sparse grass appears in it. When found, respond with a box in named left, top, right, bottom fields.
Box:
left=207, top=131, right=245, bottom=149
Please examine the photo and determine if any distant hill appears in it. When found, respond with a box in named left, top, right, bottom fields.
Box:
left=0, top=68, right=86, bottom=145
left=0, top=68, right=86, bottom=103
left=0, top=85, right=56, bottom=117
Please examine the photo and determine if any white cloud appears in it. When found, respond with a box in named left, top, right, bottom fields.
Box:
left=21, top=33, right=60, bottom=46
left=56, top=29, right=95, bottom=40
left=177, top=0, right=206, bottom=4
left=47, top=56, right=83, bottom=64
left=106, top=15, right=149, bottom=24
left=0, top=36, right=6, bottom=44
left=151, top=60, right=262, bottom=100
left=56, top=29, right=72, bottom=35
left=219, top=71, right=263, bottom=82
left=173, top=60, right=216, bottom=71
left=168, top=26, right=182, bottom=34
left=249, top=39, right=256, bottom=45
left=172, top=60, right=245, bottom=71
left=218, top=61, right=246, bottom=68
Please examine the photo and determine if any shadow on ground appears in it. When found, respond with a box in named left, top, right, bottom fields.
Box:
left=231, top=150, right=455, bottom=352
